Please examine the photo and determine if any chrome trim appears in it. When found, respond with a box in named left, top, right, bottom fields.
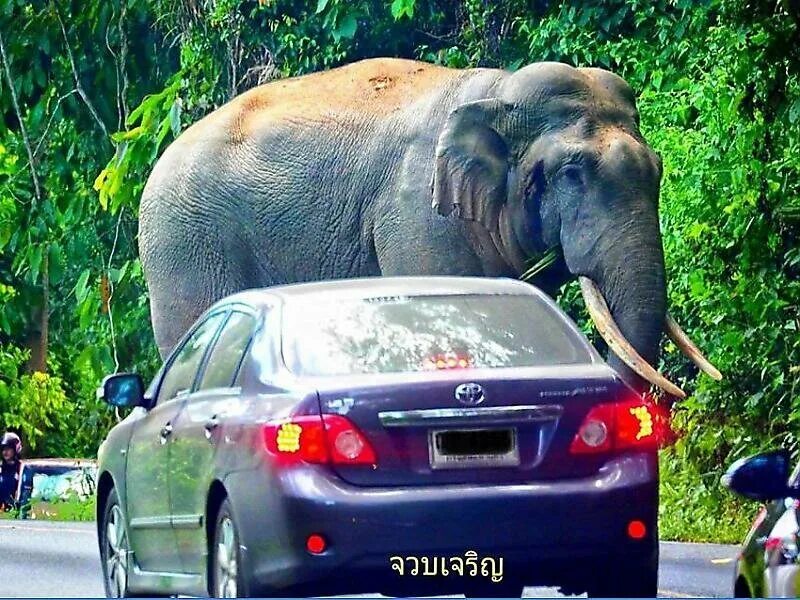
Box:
left=378, top=404, right=563, bottom=428
left=171, top=514, right=203, bottom=529
left=131, top=563, right=204, bottom=593
left=133, top=566, right=200, bottom=580
left=129, top=516, right=172, bottom=530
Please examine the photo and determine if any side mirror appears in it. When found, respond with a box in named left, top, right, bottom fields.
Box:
left=722, top=448, right=794, bottom=501
left=97, top=373, right=145, bottom=409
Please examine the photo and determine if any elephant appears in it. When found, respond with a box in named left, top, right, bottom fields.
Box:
left=139, top=57, right=721, bottom=396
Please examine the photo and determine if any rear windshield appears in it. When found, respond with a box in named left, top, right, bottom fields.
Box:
left=282, top=293, right=591, bottom=377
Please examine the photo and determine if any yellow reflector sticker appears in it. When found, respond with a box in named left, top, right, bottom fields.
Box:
left=629, top=406, right=653, bottom=440
left=276, top=422, right=302, bottom=453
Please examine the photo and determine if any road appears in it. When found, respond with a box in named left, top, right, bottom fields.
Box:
left=0, top=520, right=738, bottom=598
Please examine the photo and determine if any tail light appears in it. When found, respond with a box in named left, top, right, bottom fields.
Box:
left=570, top=397, right=667, bottom=454
left=264, top=414, right=376, bottom=466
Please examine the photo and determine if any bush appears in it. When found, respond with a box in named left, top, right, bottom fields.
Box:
left=0, top=345, right=71, bottom=455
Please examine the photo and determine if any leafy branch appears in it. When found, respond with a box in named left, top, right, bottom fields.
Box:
left=52, top=2, right=110, bottom=142
left=0, top=30, right=42, bottom=203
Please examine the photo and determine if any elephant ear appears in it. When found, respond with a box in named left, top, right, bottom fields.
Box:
left=431, top=98, right=512, bottom=232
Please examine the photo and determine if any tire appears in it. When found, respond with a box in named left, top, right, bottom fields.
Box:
left=586, top=548, right=658, bottom=598
left=99, top=488, right=133, bottom=598
left=209, top=498, right=245, bottom=598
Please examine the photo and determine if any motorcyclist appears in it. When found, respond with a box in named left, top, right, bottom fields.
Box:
left=0, top=432, right=22, bottom=510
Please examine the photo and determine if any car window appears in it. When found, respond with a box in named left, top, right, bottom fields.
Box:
left=199, top=311, right=256, bottom=390
left=249, top=307, right=280, bottom=383
left=30, top=469, right=94, bottom=500
left=282, top=293, right=591, bottom=377
left=19, top=464, right=97, bottom=504
left=157, top=312, right=227, bottom=404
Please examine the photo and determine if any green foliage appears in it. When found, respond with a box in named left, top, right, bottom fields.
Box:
left=512, top=0, right=800, bottom=539
left=95, top=76, right=183, bottom=214
left=3, top=493, right=96, bottom=522
left=0, top=0, right=162, bottom=457
left=659, top=451, right=752, bottom=543
left=31, top=493, right=96, bottom=521
left=391, top=0, right=416, bottom=20
left=0, top=345, right=68, bottom=453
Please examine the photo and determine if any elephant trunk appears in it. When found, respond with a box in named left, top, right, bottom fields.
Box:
left=563, top=205, right=682, bottom=396
left=579, top=276, right=682, bottom=397
left=572, top=227, right=721, bottom=396
left=591, top=234, right=670, bottom=395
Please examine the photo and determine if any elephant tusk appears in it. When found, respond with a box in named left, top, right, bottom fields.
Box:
left=578, top=277, right=687, bottom=399
left=665, top=313, right=723, bottom=381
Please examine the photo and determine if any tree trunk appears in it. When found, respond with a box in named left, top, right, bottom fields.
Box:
left=26, top=249, right=48, bottom=373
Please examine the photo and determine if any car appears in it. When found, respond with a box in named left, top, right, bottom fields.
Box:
left=95, top=276, right=663, bottom=598
left=17, top=458, right=98, bottom=519
left=723, top=448, right=800, bottom=597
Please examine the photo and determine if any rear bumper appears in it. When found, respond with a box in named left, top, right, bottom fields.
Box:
left=227, top=451, right=658, bottom=595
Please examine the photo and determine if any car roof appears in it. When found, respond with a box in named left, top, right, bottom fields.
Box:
left=22, top=458, right=97, bottom=468
left=213, top=276, right=541, bottom=310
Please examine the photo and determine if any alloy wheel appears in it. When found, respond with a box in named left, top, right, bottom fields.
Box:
left=215, top=516, right=238, bottom=598
left=105, top=504, right=129, bottom=598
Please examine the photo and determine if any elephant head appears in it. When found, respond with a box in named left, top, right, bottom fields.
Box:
left=432, top=62, right=721, bottom=397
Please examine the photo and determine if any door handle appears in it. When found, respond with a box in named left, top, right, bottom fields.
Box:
left=159, top=423, right=173, bottom=444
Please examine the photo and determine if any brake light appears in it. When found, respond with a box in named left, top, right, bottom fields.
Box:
left=263, top=415, right=376, bottom=466
left=423, top=353, right=472, bottom=370
left=570, top=398, right=665, bottom=454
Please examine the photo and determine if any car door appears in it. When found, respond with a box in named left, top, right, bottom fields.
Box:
left=125, top=311, right=227, bottom=573
left=168, top=308, right=258, bottom=574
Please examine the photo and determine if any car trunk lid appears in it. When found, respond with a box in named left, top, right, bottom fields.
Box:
left=315, top=364, right=626, bottom=487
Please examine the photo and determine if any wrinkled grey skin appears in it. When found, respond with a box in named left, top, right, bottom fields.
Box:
left=140, top=58, right=665, bottom=391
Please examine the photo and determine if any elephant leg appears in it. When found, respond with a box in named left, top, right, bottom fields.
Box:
left=147, top=267, right=210, bottom=359
left=143, top=228, right=279, bottom=358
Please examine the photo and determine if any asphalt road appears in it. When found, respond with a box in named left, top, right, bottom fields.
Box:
left=0, top=520, right=738, bottom=598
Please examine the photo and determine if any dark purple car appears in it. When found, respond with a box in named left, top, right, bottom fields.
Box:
left=96, top=276, right=660, bottom=598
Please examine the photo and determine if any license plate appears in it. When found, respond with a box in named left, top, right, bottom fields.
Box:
left=429, top=428, right=520, bottom=469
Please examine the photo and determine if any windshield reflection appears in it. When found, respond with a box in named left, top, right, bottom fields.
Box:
left=282, top=294, right=588, bottom=377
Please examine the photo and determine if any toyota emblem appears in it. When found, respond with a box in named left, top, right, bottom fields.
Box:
left=455, top=382, right=485, bottom=406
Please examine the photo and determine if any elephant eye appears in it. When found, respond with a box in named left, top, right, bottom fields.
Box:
left=556, top=164, right=583, bottom=186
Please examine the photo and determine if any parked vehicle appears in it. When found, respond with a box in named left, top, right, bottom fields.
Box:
left=17, top=458, right=98, bottom=519
left=96, top=276, right=662, bottom=598
left=724, top=449, right=800, bottom=597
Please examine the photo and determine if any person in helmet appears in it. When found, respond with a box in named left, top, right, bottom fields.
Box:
left=0, top=432, right=22, bottom=510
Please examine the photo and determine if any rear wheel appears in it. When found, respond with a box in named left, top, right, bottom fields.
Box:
left=99, top=488, right=131, bottom=598
left=210, top=499, right=244, bottom=598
